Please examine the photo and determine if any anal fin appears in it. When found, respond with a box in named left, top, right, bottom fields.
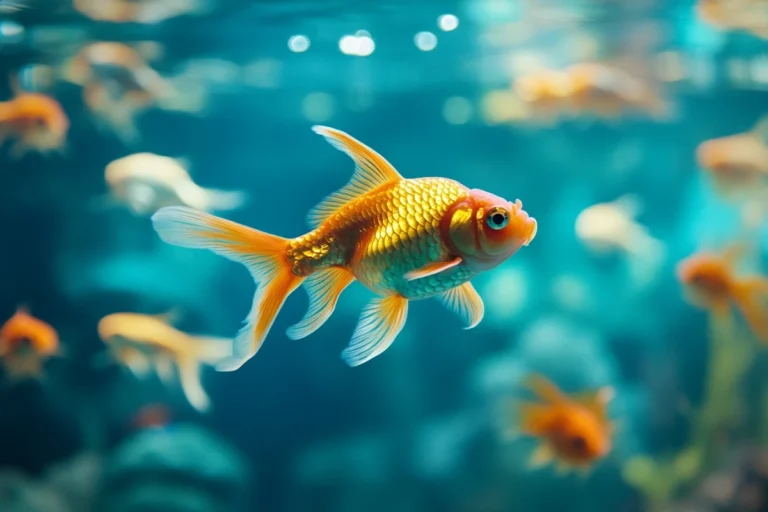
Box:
left=435, top=281, right=484, bottom=329
left=528, top=443, right=555, bottom=469
left=286, top=267, right=355, bottom=340
left=343, top=294, right=408, bottom=366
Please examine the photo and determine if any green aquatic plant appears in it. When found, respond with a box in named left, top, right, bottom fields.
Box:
left=622, top=314, right=756, bottom=510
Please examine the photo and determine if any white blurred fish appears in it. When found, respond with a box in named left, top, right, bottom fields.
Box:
left=96, top=152, right=247, bottom=216
left=575, top=194, right=665, bottom=284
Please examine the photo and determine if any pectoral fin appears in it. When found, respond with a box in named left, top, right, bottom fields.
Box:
left=404, top=257, right=462, bottom=281
left=435, top=282, right=484, bottom=329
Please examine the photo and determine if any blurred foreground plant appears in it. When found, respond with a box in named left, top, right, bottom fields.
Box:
left=621, top=315, right=756, bottom=510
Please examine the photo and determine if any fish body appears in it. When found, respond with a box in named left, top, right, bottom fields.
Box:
left=0, top=307, right=59, bottom=381
left=152, top=125, right=537, bottom=370
left=0, top=88, right=69, bottom=157
left=105, top=152, right=246, bottom=215
left=677, top=245, right=768, bottom=341
left=514, top=374, right=614, bottom=475
left=97, top=312, right=232, bottom=412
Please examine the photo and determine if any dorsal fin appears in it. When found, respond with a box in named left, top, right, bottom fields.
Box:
left=151, top=307, right=182, bottom=326
left=525, top=374, right=565, bottom=404
left=308, top=125, right=403, bottom=228
left=575, top=386, right=614, bottom=420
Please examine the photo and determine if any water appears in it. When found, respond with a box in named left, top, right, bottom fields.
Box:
left=0, top=0, right=767, bottom=511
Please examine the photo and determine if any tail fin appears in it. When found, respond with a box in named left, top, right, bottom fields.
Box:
left=151, top=206, right=303, bottom=371
left=732, top=277, right=768, bottom=343
left=196, top=188, right=248, bottom=212
left=177, top=357, right=211, bottom=412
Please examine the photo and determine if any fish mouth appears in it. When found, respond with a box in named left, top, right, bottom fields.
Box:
left=510, top=199, right=537, bottom=246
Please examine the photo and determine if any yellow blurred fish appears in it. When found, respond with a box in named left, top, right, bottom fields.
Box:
left=97, top=311, right=231, bottom=412
left=99, top=152, right=247, bottom=215
left=152, top=125, right=537, bottom=371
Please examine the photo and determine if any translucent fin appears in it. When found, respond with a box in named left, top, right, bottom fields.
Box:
left=189, top=336, right=233, bottom=365
left=151, top=206, right=303, bottom=371
left=574, top=386, right=615, bottom=421
left=732, top=279, right=768, bottom=343
left=151, top=307, right=182, bottom=326
left=404, top=256, right=462, bottom=281
left=613, top=193, right=644, bottom=219
left=308, top=125, right=403, bottom=228
left=525, top=374, right=566, bottom=404
left=154, top=355, right=174, bottom=384
left=200, top=188, right=249, bottom=212
left=286, top=267, right=355, bottom=340
left=342, top=294, right=408, bottom=367
left=177, top=357, right=211, bottom=412
left=120, top=348, right=151, bottom=378
left=435, top=281, right=484, bottom=329
left=528, top=443, right=555, bottom=469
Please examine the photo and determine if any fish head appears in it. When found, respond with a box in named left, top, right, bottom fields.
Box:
left=552, top=406, right=612, bottom=463
left=676, top=253, right=733, bottom=307
left=446, top=189, right=537, bottom=272
left=15, top=94, right=69, bottom=150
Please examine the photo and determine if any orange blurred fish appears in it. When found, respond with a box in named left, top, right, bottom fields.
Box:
left=97, top=311, right=232, bottom=412
left=152, top=126, right=537, bottom=370
left=697, top=0, right=768, bottom=39
left=677, top=245, right=768, bottom=342
left=512, top=374, right=614, bottom=475
left=0, top=307, right=60, bottom=381
left=130, top=402, right=172, bottom=430
left=696, top=116, right=768, bottom=200
left=0, top=80, right=69, bottom=158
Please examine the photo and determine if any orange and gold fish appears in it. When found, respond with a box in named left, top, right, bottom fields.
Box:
left=61, top=42, right=172, bottom=143
left=697, top=0, right=768, bottom=39
left=0, top=80, right=69, bottom=158
left=152, top=126, right=537, bottom=370
left=97, top=311, right=232, bottom=412
left=0, top=307, right=60, bottom=381
left=696, top=116, right=768, bottom=200
left=513, top=374, right=614, bottom=475
left=677, top=245, right=768, bottom=342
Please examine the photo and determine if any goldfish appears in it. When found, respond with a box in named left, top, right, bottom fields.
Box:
left=97, top=312, right=232, bottom=412
left=100, top=153, right=247, bottom=215
left=0, top=80, right=69, bottom=158
left=512, top=62, right=667, bottom=124
left=512, top=374, right=615, bottom=475
left=61, top=41, right=202, bottom=143
left=677, top=245, right=768, bottom=342
left=152, top=125, right=537, bottom=370
left=575, top=194, right=665, bottom=284
left=697, top=0, right=768, bottom=39
left=0, top=307, right=60, bottom=381
left=696, top=116, right=768, bottom=201
left=73, top=0, right=207, bottom=24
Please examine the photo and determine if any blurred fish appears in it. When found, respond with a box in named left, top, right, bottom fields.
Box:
left=152, top=125, right=537, bottom=370
left=73, top=0, right=209, bottom=24
left=97, top=152, right=247, bottom=215
left=677, top=245, right=768, bottom=342
left=0, top=307, right=60, bottom=382
left=97, top=311, right=232, bottom=412
left=513, top=61, right=669, bottom=124
left=697, top=0, right=768, bottom=39
left=60, top=41, right=204, bottom=143
left=0, top=78, right=68, bottom=158
left=696, top=115, right=768, bottom=203
left=575, top=194, right=665, bottom=284
left=509, top=374, right=615, bottom=476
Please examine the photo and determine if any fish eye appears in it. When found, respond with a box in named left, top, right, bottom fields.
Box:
left=485, top=207, right=509, bottom=230
left=570, top=435, right=587, bottom=452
